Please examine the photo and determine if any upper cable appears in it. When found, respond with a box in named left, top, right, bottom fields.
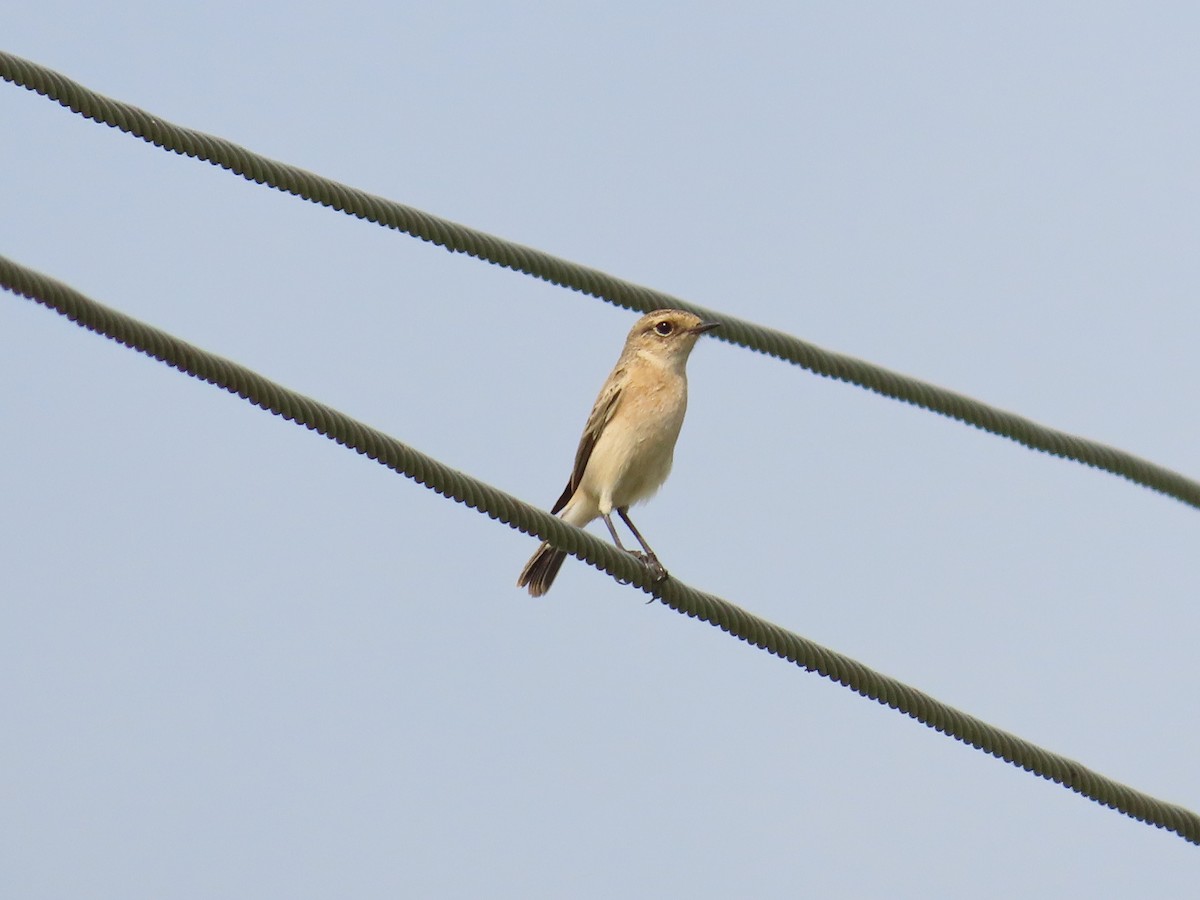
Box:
left=2, top=48, right=1197, bottom=510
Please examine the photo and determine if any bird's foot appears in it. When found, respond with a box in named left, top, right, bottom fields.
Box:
left=628, top=550, right=668, bottom=583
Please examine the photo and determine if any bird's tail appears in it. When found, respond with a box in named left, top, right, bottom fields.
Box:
left=517, top=542, right=567, bottom=597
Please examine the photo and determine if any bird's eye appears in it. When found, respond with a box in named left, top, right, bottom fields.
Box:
left=655, top=321, right=674, bottom=336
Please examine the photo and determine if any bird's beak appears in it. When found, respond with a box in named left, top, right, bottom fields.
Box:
left=691, top=321, right=721, bottom=335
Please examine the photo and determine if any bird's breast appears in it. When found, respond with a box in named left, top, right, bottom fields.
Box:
left=582, top=371, right=688, bottom=511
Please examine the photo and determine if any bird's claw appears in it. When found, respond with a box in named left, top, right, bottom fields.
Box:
left=627, top=550, right=668, bottom=583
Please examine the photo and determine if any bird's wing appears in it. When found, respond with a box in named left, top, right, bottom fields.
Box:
left=550, top=367, right=625, bottom=514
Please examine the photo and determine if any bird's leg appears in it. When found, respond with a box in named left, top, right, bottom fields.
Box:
left=617, top=507, right=668, bottom=582
left=598, top=514, right=644, bottom=587
left=601, top=513, right=632, bottom=554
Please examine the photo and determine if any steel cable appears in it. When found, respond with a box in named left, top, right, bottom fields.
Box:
left=3, top=49, right=1198, bottom=510
left=3, top=252, right=1197, bottom=845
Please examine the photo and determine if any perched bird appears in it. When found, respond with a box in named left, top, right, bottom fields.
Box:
left=517, top=309, right=719, bottom=596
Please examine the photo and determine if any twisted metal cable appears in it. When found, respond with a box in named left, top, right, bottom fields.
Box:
left=3, top=49, right=1198, bottom=510
left=3, top=252, right=1197, bottom=845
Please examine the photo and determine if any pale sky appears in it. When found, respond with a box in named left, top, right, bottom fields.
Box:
left=3, top=4, right=1198, bottom=897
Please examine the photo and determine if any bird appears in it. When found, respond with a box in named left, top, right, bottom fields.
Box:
left=517, top=308, right=719, bottom=596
